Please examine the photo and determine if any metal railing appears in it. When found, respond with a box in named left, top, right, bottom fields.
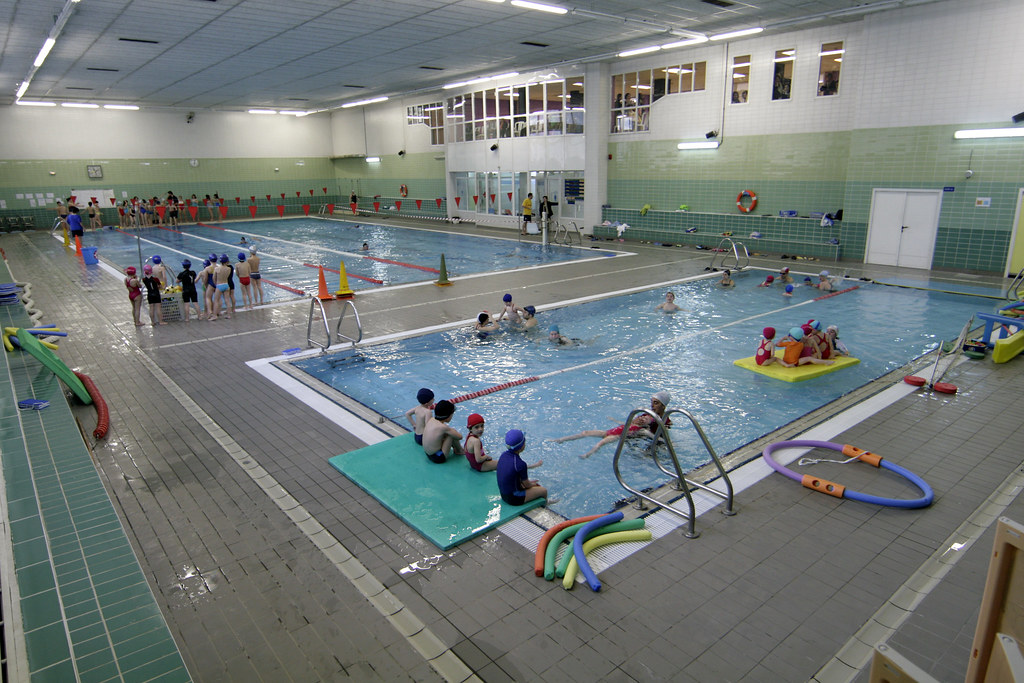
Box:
left=707, top=237, right=750, bottom=272
left=1007, top=267, right=1024, bottom=301
left=306, top=297, right=331, bottom=351
left=306, top=297, right=363, bottom=352
left=332, top=299, right=363, bottom=349
left=610, top=407, right=736, bottom=539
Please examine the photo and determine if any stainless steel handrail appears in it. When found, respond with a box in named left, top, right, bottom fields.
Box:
left=650, top=408, right=735, bottom=516
left=610, top=409, right=700, bottom=538
left=332, top=299, right=363, bottom=349
left=707, top=237, right=750, bottom=272
left=1007, top=267, right=1024, bottom=301
left=306, top=297, right=331, bottom=351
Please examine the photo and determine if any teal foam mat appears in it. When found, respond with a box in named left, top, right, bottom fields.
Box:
left=329, top=432, right=545, bottom=550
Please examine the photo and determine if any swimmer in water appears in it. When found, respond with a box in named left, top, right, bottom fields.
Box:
left=475, top=312, right=500, bottom=337
left=783, top=284, right=794, bottom=297
left=719, top=270, right=735, bottom=287
left=551, top=391, right=671, bottom=459
left=518, top=305, right=538, bottom=330
left=655, top=291, right=684, bottom=313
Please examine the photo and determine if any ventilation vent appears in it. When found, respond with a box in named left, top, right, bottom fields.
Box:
left=702, top=0, right=734, bottom=6
left=419, top=65, right=444, bottom=70
left=343, top=84, right=365, bottom=89
left=66, top=87, right=94, bottom=90
left=87, top=67, right=119, bottom=72
left=118, top=37, right=160, bottom=44
left=521, top=41, right=549, bottom=47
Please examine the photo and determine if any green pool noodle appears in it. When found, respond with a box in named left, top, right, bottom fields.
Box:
left=553, top=518, right=647, bottom=579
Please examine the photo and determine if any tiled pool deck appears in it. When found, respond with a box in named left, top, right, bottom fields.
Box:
left=0, top=223, right=1021, bottom=682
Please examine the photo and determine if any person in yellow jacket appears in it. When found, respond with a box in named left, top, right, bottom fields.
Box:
left=521, top=192, right=533, bottom=235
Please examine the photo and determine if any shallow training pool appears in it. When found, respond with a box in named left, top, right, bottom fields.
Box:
left=78, top=218, right=618, bottom=304
left=290, top=272, right=994, bottom=519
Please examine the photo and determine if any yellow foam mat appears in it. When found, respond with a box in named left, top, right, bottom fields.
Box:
left=993, top=330, right=1024, bottom=364
left=733, top=353, right=860, bottom=382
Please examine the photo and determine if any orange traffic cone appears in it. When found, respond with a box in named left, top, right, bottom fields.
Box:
left=316, top=265, right=334, bottom=301
left=434, top=254, right=452, bottom=287
left=335, top=261, right=354, bottom=299
left=74, top=235, right=82, bottom=254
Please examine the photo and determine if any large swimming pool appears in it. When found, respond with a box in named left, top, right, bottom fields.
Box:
left=77, top=218, right=620, bottom=303
left=289, top=271, right=994, bottom=519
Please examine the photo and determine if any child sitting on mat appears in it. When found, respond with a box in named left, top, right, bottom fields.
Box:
left=778, top=327, right=834, bottom=366
left=422, top=399, right=465, bottom=464
left=755, top=327, right=786, bottom=366
left=496, top=429, right=547, bottom=506
left=464, top=413, right=497, bottom=472
left=405, top=387, right=435, bottom=446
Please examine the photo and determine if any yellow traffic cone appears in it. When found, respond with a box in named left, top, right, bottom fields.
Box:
left=63, top=225, right=70, bottom=248
left=434, top=254, right=452, bottom=287
left=316, top=265, right=334, bottom=301
left=335, top=261, right=354, bottom=299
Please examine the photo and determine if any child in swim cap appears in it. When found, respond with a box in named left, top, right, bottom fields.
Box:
left=498, top=293, right=522, bottom=324
left=783, top=284, right=794, bottom=297
left=757, top=274, right=775, bottom=288
left=496, top=428, right=548, bottom=506
left=475, top=311, right=500, bottom=337
left=463, top=413, right=496, bottom=472
left=405, top=388, right=435, bottom=445
left=141, top=264, right=166, bottom=326
left=755, top=327, right=782, bottom=366
left=124, top=266, right=143, bottom=326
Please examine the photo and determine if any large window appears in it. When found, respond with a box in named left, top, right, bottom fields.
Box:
left=613, top=62, right=706, bottom=133
left=731, top=55, right=750, bottom=104
left=406, top=102, right=445, bottom=144
left=445, top=77, right=584, bottom=142
left=818, top=41, right=843, bottom=96
left=772, top=49, right=794, bottom=101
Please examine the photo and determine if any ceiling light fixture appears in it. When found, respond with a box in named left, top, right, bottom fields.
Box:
left=953, top=128, right=1024, bottom=140
left=61, top=102, right=99, bottom=108
left=510, top=0, right=568, bottom=14
left=248, top=109, right=278, bottom=114
left=341, top=96, right=389, bottom=108
left=710, top=27, right=764, bottom=41
left=618, top=45, right=661, bottom=58
left=16, top=0, right=82, bottom=103
left=365, top=157, right=381, bottom=162
left=443, top=72, right=518, bottom=90
left=15, top=100, right=56, bottom=107
left=678, top=140, right=720, bottom=150
left=103, top=104, right=140, bottom=110
left=661, top=36, right=709, bottom=49
left=33, top=38, right=57, bottom=67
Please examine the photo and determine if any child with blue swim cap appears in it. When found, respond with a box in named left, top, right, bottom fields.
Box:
left=496, top=429, right=548, bottom=506
left=405, top=388, right=435, bottom=445
left=177, top=259, right=200, bottom=322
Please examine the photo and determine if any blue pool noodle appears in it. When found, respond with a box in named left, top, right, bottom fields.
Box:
left=572, top=511, right=624, bottom=592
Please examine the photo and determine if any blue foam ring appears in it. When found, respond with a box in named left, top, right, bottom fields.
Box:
left=572, top=511, right=624, bottom=592
left=282, top=347, right=302, bottom=355
left=844, top=459, right=934, bottom=508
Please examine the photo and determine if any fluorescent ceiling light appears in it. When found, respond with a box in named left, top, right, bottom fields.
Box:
left=16, top=82, right=29, bottom=99
left=365, top=156, right=381, bottom=162
left=780, top=49, right=795, bottom=56
left=634, top=84, right=650, bottom=90
left=572, top=82, right=584, bottom=86
left=710, top=27, right=764, bottom=41
left=732, top=62, right=751, bottom=68
left=443, top=72, right=517, bottom=90
left=341, top=96, right=388, bottom=108
left=278, top=110, right=308, bottom=116
left=661, top=36, right=709, bottom=49
left=664, top=67, right=693, bottom=74
left=773, top=56, right=795, bottom=63
left=618, top=45, right=661, bottom=58
left=61, top=102, right=99, bottom=108
left=33, top=38, right=56, bottom=67
left=248, top=109, right=278, bottom=114
left=479, top=0, right=505, bottom=2
left=953, top=128, right=1024, bottom=140
left=510, top=0, right=568, bottom=14
left=103, top=104, right=139, bottom=110
left=678, top=140, right=720, bottom=150
left=819, top=49, right=845, bottom=57
left=15, top=100, right=56, bottom=107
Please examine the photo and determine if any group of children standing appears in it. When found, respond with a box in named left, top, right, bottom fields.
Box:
left=405, top=388, right=549, bottom=506
left=123, top=247, right=265, bottom=325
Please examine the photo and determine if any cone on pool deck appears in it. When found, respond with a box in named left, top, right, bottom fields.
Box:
left=334, top=261, right=354, bottom=299
left=74, top=235, right=82, bottom=254
left=316, top=265, right=334, bottom=301
left=62, top=225, right=70, bottom=248
left=434, top=253, right=452, bottom=287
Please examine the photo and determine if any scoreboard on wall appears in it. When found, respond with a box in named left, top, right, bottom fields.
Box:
left=564, top=179, right=584, bottom=204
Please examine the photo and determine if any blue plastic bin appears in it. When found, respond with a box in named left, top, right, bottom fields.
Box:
left=81, top=246, right=99, bottom=264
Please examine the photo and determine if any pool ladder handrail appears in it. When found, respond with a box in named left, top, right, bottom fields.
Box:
left=306, top=298, right=363, bottom=352
left=318, top=204, right=328, bottom=217
left=707, top=237, right=750, bottom=272
left=1007, top=266, right=1024, bottom=301
left=610, top=408, right=736, bottom=539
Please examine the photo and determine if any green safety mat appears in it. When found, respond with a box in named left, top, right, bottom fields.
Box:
left=329, top=432, right=545, bottom=550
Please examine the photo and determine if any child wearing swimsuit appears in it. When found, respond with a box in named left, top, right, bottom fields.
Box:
left=755, top=326, right=780, bottom=366
left=464, top=413, right=497, bottom=472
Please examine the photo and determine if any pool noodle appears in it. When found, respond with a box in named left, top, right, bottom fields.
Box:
left=533, top=515, right=603, bottom=577
left=571, top=512, right=623, bottom=591
left=551, top=518, right=647, bottom=580
left=561, top=529, right=653, bottom=590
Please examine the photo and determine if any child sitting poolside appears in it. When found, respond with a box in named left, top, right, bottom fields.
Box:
left=755, top=327, right=788, bottom=366
left=496, top=429, right=547, bottom=506
left=404, top=387, right=435, bottom=445
left=463, top=413, right=496, bottom=472
left=422, top=400, right=464, bottom=463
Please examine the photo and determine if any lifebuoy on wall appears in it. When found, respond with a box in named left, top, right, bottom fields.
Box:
left=400, top=184, right=409, bottom=197
left=737, top=190, right=757, bottom=213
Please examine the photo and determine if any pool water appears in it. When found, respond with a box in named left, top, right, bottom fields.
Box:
left=291, top=272, right=995, bottom=519
left=79, top=218, right=617, bottom=304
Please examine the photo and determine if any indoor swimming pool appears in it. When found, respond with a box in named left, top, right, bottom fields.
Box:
left=288, top=271, right=999, bottom=519
left=75, top=217, right=620, bottom=304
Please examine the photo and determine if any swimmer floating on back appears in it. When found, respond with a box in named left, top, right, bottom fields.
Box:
left=550, top=391, right=671, bottom=459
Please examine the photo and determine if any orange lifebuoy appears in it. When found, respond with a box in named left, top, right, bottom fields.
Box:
left=737, top=190, right=757, bottom=213
left=400, top=184, right=408, bottom=197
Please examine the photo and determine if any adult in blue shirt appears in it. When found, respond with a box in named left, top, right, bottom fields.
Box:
left=496, top=429, right=548, bottom=506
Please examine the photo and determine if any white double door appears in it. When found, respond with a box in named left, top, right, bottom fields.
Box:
left=865, top=189, right=942, bottom=269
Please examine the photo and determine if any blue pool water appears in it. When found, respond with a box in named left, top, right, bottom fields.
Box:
left=79, top=218, right=615, bottom=304
left=291, top=272, right=995, bottom=519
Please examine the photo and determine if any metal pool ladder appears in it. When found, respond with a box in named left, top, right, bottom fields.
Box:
left=1007, top=266, right=1024, bottom=300
left=706, top=237, right=750, bottom=272
left=611, top=408, right=736, bottom=539
left=306, top=298, right=363, bottom=352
